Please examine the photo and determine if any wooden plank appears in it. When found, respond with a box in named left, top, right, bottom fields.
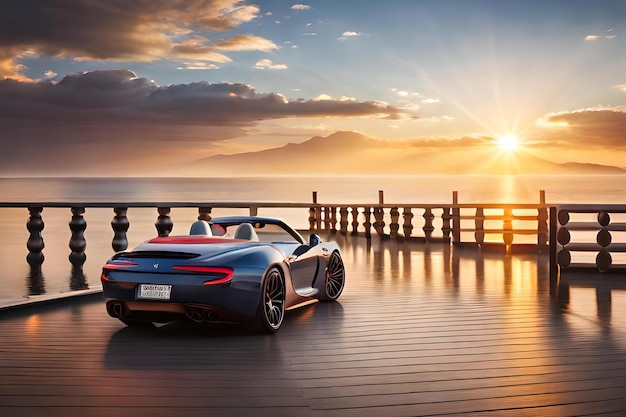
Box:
left=1, top=235, right=626, bottom=417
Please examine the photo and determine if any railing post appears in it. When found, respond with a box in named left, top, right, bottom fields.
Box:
left=403, top=207, right=414, bottom=240
left=373, top=191, right=385, bottom=235
left=111, top=207, right=129, bottom=252
left=549, top=206, right=558, bottom=295
left=155, top=207, right=173, bottom=237
left=339, top=207, right=349, bottom=234
left=309, top=192, right=317, bottom=231
left=363, top=207, right=372, bottom=239
left=26, top=206, right=45, bottom=295
left=442, top=207, right=452, bottom=242
left=351, top=206, right=359, bottom=235
left=198, top=207, right=212, bottom=221
left=422, top=208, right=434, bottom=242
left=503, top=208, right=513, bottom=254
left=596, top=210, right=612, bottom=272
left=475, top=208, right=484, bottom=245
left=556, top=208, right=571, bottom=269
left=69, top=207, right=88, bottom=290
left=537, top=191, right=548, bottom=252
left=389, top=207, right=400, bottom=238
left=452, top=192, right=461, bottom=244
left=329, top=206, right=337, bottom=232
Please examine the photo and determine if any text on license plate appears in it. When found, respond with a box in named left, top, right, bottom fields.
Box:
left=139, top=284, right=172, bottom=300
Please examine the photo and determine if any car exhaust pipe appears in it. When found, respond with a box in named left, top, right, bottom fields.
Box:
left=186, top=306, right=204, bottom=322
left=185, top=306, right=221, bottom=322
left=204, top=309, right=220, bottom=322
left=107, top=301, right=127, bottom=318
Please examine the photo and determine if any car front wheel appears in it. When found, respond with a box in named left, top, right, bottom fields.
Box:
left=319, top=251, right=345, bottom=301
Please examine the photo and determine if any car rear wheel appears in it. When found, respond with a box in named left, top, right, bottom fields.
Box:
left=255, top=267, right=285, bottom=333
left=320, top=251, right=345, bottom=301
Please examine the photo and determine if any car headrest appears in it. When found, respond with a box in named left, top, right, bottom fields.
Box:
left=189, top=220, right=213, bottom=236
left=234, top=223, right=259, bottom=241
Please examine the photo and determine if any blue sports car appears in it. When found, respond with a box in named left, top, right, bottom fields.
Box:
left=101, top=216, right=345, bottom=333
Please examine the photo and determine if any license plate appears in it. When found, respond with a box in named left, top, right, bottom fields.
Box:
left=138, top=284, right=172, bottom=300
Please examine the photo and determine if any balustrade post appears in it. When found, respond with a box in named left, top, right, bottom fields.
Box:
left=403, top=208, right=414, bottom=240
left=389, top=207, right=400, bottom=238
left=537, top=190, right=548, bottom=251
left=26, top=207, right=45, bottom=295
left=339, top=207, right=349, bottom=234
left=503, top=208, right=513, bottom=254
left=111, top=207, right=129, bottom=252
left=351, top=207, right=359, bottom=235
left=373, top=208, right=385, bottom=235
left=69, top=207, right=88, bottom=290
left=596, top=210, right=612, bottom=272
left=309, top=206, right=316, bottom=230
left=422, top=208, right=434, bottom=241
left=315, top=206, right=322, bottom=231
left=452, top=192, right=461, bottom=244
left=155, top=207, right=173, bottom=237
left=363, top=207, right=372, bottom=239
left=198, top=207, right=212, bottom=221
left=329, top=206, right=338, bottom=232
left=549, top=206, right=558, bottom=295
left=475, top=208, right=485, bottom=245
left=309, top=192, right=317, bottom=230
left=556, top=208, right=571, bottom=269
left=442, top=207, right=452, bottom=242
left=373, top=190, right=386, bottom=235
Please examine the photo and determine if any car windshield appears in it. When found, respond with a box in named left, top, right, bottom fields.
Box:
left=213, top=222, right=301, bottom=243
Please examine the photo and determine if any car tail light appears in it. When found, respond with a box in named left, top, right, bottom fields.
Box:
left=172, top=266, right=234, bottom=285
left=103, top=260, right=138, bottom=270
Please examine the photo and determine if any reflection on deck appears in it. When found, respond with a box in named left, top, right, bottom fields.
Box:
left=1, top=234, right=626, bottom=417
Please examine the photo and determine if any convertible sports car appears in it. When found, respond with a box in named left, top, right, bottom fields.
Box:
left=101, top=216, right=345, bottom=333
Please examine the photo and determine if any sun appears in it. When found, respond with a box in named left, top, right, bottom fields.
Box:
left=496, top=134, right=520, bottom=152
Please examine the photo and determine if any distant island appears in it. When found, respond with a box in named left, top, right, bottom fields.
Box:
left=181, top=131, right=626, bottom=176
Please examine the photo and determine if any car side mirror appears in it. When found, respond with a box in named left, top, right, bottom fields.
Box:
left=308, top=233, right=323, bottom=247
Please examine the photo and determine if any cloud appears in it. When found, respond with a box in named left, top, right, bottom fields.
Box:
left=0, top=0, right=267, bottom=79
left=338, top=31, right=362, bottom=41
left=214, top=34, right=278, bottom=52
left=291, top=4, right=312, bottom=11
left=537, top=107, right=626, bottom=148
left=615, top=84, right=626, bottom=93
left=585, top=33, right=617, bottom=41
left=0, top=69, right=415, bottom=172
left=254, top=59, right=288, bottom=70
left=422, top=97, right=440, bottom=104
left=177, top=62, right=220, bottom=70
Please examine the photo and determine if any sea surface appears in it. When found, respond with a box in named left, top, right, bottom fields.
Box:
left=1, top=175, right=626, bottom=301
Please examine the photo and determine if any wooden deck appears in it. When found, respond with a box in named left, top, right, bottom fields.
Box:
left=1, top=234, right=626, bottom=417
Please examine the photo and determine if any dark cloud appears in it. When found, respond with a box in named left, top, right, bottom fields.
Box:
left=0, top=0, right=266, bottom=79
left=0, top=70, right=410, bottom=126
left=538, top=108, right=626, bottom=148
left=0, top=70, right=414, bottom=174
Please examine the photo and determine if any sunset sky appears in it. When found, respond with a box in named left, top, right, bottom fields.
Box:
left=1, top=0, right=626, bottom=175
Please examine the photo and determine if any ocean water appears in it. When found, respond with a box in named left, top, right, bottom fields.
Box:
left=1, top=175, right=626, bottom=301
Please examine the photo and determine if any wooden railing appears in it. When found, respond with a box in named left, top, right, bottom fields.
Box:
left=2, top=190, right=554, bottom=292
left=553, top=204, right=626, bottom=272
left=309, top=190, right=549, bottom=253
left=6, top=191, right=626, bottom=301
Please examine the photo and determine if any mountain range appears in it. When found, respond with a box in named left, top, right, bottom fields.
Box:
left=182, top=131, right=625, bottom=176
